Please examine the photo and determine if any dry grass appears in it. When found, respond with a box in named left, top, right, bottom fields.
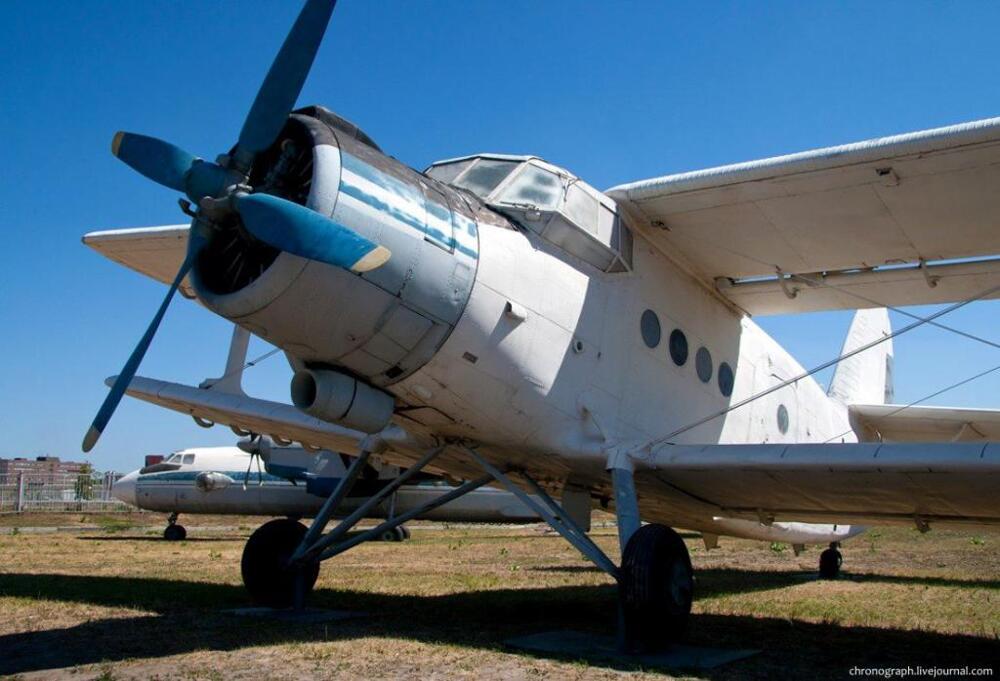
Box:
left=0, top=517, right=997, bottom=680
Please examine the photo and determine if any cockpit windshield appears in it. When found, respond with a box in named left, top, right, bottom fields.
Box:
left=452, top=159, right=519, bottom=196
left=495, top=164, right=563, bottom=209
left=425, top=154, right=633, bottom=273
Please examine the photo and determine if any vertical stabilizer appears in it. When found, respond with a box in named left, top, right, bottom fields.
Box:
left=828, top=308, right=894, bottom=405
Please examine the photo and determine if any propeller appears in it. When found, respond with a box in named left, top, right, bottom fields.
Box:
left=83, top=0, right=389, bottom=452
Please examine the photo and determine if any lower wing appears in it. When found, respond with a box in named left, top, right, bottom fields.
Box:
left=637, top=442, right=999, bottom=527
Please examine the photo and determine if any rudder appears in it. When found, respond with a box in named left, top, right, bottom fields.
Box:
left=828, top=308, right=894, bottom=405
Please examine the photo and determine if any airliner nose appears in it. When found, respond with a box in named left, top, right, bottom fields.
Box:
left=112, top=471, right=138, bottom=506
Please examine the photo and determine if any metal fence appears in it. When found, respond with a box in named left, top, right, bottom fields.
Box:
left=0, top=472, right=129, bottom=513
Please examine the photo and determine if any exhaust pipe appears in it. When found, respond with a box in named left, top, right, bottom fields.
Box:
left=291, top=368, right=394, bottom=434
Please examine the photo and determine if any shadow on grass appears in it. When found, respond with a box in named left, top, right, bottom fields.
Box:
left=530, top=566, right=1000, bottom=593
left=76, top=536, right=247, bottom=543
left=0, top=571, right=997, bottom=678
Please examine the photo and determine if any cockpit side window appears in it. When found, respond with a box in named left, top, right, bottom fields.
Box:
left=166, top=453, right=182, bottom=463
left=425, top=159, right=473, bottom=185
left=181, top=454, right=195, bottom=465
left=452, top=159, right=518, bottom=197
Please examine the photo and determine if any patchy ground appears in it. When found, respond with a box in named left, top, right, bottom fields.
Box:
left=0, top=515, right=996, bottom=680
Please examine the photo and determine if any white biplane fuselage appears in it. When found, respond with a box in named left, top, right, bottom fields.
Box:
left=80, top=0, right=998, bottom=645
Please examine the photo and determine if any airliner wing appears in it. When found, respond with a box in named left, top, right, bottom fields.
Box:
left=118, top=374, right=365, bottom=455
left=83, top=225, right=192, bottom=295
left=608, top=118, right=1000, bottom=315
left=849, top=404, right=1000, bottom=442
left=636, top=442, right=999, bottom=526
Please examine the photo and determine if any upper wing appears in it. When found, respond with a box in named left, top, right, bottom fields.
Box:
left=607, top=118, right=1000, bottom=315
left=636, top=442, right=999, bottom=527
left=849, top=404, right=1000, bottom=442
left=83, top=225, right=192, bottom=295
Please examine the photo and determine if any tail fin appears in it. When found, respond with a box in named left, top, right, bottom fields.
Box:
left=828, top=308, right=894, bottom=405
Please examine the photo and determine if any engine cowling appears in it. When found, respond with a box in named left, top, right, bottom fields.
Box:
left=189, top=107, right=493, bottom=403
left=195, top=471, right=234, bottom=493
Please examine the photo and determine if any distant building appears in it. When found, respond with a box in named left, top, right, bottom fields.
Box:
left=0, top=456, right=87, bottom=480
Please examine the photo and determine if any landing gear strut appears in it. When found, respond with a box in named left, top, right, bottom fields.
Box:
left=163, top=512, right=187, bottom=541
left=238, top=442, right=692, bottom=653
left=241, top=444, right=485, bottom=609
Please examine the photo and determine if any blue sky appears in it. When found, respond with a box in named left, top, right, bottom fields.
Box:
left=1, top=1, right=997, bottom=474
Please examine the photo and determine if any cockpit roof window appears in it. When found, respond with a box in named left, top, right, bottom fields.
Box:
left=452, top=159, right=519, bottom=197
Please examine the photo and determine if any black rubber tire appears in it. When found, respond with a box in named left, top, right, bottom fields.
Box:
left=393, top=525, right=409, bottom=542
left=241, top=519, right=319, bottom=609
left=163, top=524, right=186, bottom=541
left=619, top=524, right=694, bottom=652
left=399, top=525, right=411, bottom=540
left=379, top=528, right=400, bottom=542
left=819, top=548, right=842, bottom=579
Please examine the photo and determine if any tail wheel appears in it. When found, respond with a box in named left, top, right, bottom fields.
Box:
left=619, top=524, right=694, bottom=652
left=241, top=518, right=319, bottom=608
left=819, top=545, right=843, bottom=579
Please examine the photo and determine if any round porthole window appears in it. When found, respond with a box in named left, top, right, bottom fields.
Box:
left=669, top=329, right=688, bottom=366
left=640, top=310, right=661, bottom=348
left=777, top=404, right=789, bottom=434
left=718, top=362, right=734, bottom=397
left=695, top=346, right=713, bottom=383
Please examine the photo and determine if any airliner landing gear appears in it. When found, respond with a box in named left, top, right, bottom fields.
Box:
left=819, top=541, right=843, bottom=579
left=378, top=525, right=409, bottom=542
left=163, top=512, right=186, bottom=541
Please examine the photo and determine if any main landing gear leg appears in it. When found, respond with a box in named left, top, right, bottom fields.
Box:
left=612, top=459, right=693, bottom=653
left=241, top=444, right=475, bottom=609
left=163, top=512, right=186, bottom=541
left=458, top=446, right=692, bottom=653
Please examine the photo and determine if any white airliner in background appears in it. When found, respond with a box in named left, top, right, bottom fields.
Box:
left=113, top=444, right=542, bottom=541
left=113, top=443, right=862, bottom=550
left=82, top=0, right=999, bottom=652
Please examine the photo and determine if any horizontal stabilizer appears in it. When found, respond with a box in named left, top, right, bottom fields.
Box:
left=849, top=404, right=1000, bottom=442
left=83, top=226, right=192, bottom=294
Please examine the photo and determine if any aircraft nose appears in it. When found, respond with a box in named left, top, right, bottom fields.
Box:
left=111, top=471, right=138, bottom=506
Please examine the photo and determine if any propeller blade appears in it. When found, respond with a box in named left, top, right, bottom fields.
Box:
left=82, top=226, right=208, bottom=452
left=237, top=0, right=337, bottom=157
left=111, top=131, right=198, bottom=192
left=235, top=193, right=390, bottom=272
